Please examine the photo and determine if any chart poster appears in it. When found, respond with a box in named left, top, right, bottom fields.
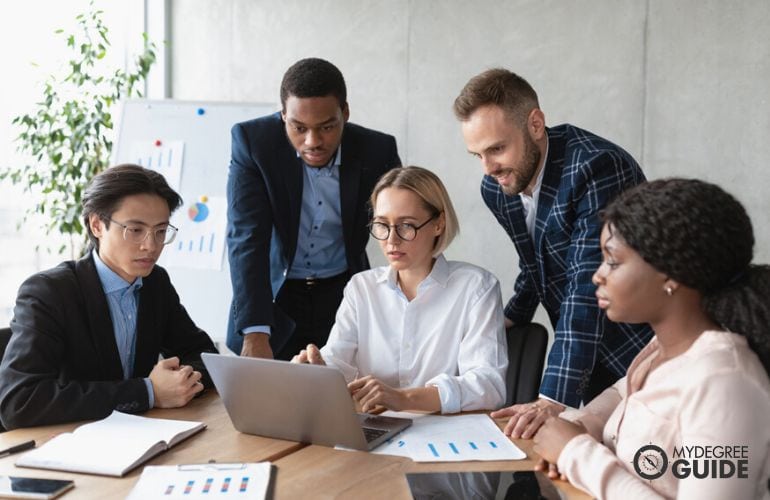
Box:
left=160, top=195, right=226, bottom=271
left=128, top=139, right=184, bottom=191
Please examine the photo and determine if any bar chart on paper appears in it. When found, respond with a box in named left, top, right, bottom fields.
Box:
left=128, top=139, right=184, bottom=191
left=424, top=439, right=507, bottom=459
left=372, top=413, right=526, bottom=462
left=160, top=195, right=227, bottom=271
left=127, top=463, right=272, bottom=499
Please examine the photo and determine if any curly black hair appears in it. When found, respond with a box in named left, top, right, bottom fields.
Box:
left=601, top=178, right=770, bottom=375
left=280, top=58, right=347, bottom=111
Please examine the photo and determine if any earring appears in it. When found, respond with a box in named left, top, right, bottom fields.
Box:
left=665, top=286, right=673, bottom=296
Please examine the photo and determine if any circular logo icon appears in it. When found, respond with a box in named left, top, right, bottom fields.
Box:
left=633, top=444, right=668, bottom=480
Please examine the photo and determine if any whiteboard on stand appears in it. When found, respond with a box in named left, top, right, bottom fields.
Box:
left=113, top=99, right=276, bottom=344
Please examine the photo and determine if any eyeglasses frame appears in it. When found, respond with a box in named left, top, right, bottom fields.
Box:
left=106, top=218, right=179, bottom=245
left=368, top=213, right=439, bottom=241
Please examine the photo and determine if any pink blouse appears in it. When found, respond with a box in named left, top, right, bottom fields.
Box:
left=558, top=330, right=770, bottom=499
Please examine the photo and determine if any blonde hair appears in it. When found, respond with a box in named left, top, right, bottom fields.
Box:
left=370, top=166, right=459, bottom=256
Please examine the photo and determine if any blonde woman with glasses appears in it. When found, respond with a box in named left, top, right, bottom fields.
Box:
left=293, top=166, right=507, bottom=414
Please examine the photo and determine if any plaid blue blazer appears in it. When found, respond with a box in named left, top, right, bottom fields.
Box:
left=481, top=124, right=654, bottom=407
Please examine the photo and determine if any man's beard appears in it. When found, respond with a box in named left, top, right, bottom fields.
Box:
left=500, top=134, right=541, bottom=196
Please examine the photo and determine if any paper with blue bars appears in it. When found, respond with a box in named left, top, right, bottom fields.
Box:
left=372, top=413, right=525, bottom=462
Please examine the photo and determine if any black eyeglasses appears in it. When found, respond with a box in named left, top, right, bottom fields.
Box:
left=368, top=214, right=438, bottom=241
left=108, top=218, right=178, bottom=245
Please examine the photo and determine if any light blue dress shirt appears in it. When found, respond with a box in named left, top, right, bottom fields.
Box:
left=287, top=147, right=348, bottom=279
left=244, top=147, right=348, bottom=337
left=92, top=250, right=155, bottom=407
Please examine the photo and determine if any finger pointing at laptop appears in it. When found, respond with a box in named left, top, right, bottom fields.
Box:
left=291, top=343, right=326, bottom=365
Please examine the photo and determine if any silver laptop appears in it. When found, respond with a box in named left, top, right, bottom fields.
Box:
left=201, top=353, right=412, bottom=450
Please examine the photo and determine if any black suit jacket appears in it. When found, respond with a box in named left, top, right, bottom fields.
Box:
left=0, top=254, right=217, bottom=430
left=226, top=112, right=400, bottom=353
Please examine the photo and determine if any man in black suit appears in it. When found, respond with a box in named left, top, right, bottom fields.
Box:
left=226, top=58, right=401, bottom=360
left=0, top=165, right=218, bottom=430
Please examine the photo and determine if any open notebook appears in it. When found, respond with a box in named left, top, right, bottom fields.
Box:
left=15, top=411, right=206, bottom=477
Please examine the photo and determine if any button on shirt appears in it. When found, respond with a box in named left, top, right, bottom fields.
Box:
left=92, top=251, right=154, bottom=407
left=244, top=147, right=347, bottom=336
left=319, top=255, right=508, bottom=414
left=288, top=147, right=348, bottom=279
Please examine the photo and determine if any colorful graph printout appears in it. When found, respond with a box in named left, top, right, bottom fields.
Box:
left=126, top=463, right=271, bottom=499
left=159, top=195, right=226, bottom=271
left=128, top=140, right=184, bottom=192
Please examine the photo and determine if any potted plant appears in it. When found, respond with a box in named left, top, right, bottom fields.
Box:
left=0, top=3, right=156, bottom=257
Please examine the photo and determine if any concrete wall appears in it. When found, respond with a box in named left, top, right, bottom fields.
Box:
left=170, top=0, right=770, bottom=326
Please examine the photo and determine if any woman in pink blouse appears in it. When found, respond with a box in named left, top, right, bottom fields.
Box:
left=532, top=178, right=770, bottom=499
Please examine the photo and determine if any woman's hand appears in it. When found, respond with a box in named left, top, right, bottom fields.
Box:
left=490, top=398, right=565, bottom=438
left=534, top=457, right=568, bottom=481
left=532, top=417, right=587, bottom=464
left=290, top=344, right=326, bottom=365
left=348, top=376, right=407, bottom=413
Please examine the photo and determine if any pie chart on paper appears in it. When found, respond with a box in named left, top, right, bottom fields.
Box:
left=188, top=201, right=209, bottom=222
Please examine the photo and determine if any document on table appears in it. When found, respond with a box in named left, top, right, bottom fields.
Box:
left=126, top=463, right=273, bottom=500
left=371, top=413, right=526, bottom=462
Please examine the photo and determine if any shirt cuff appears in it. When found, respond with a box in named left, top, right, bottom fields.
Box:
left=144, top=378, right=155, bottom=408
left=538, top=392, right=578, bottom=410
left=243, top=325, right=271, bottom=336
left=426, top=375, right=461, bottom=414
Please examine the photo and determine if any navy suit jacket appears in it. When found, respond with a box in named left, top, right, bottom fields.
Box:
left=482, top=124, right=654, bottom=407
left=0, top=254, right=218, bottom=430
left=226, top=112, right=400, bottom=354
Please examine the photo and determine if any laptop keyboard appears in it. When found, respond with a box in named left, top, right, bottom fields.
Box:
left=362, top=427, right=389, bottom=443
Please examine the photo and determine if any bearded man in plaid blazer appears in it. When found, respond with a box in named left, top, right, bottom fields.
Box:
left=455, top=69, right=653, bottom=439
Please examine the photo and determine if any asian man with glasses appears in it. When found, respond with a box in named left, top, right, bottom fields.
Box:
left=0, top=165, right=218, bottom=430
left=292, top=166, right=508, bottom=414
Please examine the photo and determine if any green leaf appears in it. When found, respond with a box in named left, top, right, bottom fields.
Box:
left=8, top=4, right=157, bottom=255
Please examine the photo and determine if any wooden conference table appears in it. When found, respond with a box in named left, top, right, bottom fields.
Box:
left=0, top=392, right=590, bottom=499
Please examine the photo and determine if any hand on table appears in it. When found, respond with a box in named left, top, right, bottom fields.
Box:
left=348, top=376, right=406, bottom=413
left=490, top=398, right=565, bottom=438
left=534, top=457, right=568, bottom=481
left=532, top=417, right=587, bottom=465
left=149, top=357, right=204, bottom=408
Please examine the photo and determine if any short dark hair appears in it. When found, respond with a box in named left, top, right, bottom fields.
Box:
left=453, top=68, right=539, bottom=126
left=602, top=178, right=770, bottom=376
left=280, top=58, right=347, bottom=110
left=82, top=164, right=182, bottom=249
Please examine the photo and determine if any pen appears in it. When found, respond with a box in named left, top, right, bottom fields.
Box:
left=0, top=439, right=35, bottom=458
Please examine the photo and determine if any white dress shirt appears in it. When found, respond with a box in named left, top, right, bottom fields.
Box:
left=320, top=254, right=508, bottom=414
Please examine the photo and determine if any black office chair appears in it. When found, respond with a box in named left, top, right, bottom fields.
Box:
left=0, top=327, right=11, bottom=365
left=504, top=322, right=548, bottom=406
left=0, top=327, right=11, bottom=433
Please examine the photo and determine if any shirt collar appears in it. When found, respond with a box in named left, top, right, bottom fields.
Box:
left=375, top=254, right=450, bottom=290
left=92, top=249, right=143, bottom=294
left=521, top=135, right=549, bottom=201
left=297, top=145, right=342, bottom=171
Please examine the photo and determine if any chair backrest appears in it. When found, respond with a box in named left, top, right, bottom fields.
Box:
left=0, top=327, right=10, bottom=432
left=0, top=327, right=11, bottom=364
left=505, top=322, right=548, bottom=406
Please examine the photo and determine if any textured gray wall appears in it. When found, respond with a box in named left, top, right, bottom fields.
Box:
left=170, top=0, right=770, bottom=316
